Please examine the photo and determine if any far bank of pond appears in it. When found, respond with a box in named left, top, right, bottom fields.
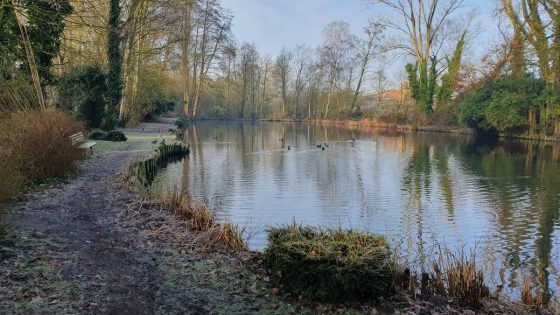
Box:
left=156, top=120, right=560, bottom=302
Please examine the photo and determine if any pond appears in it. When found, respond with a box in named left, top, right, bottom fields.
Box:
left=154, top=120, right=560, bottom=300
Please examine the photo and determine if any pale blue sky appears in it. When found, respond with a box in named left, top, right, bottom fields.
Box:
left=221, top=0, right=501, bottom=84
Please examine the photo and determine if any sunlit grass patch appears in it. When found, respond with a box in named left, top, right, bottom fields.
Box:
left=263, top=222, right=400, bottom=302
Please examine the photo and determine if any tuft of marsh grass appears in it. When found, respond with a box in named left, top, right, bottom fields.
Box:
left=188, top=200, right=214, bottom=231
left=198, top=222, right=248, bottom=251
left=263, top=221, right=400, bottom=302
left=520, top=275, right=545, bottom=307
left=426, top=247, right=490, bottom=305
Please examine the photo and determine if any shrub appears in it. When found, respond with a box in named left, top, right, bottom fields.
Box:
left=104, top=130, right=127, bottom=142
left=87, top=130, right=126, bottom=141
left=0, top=109, right=84, bottom=201
left=458, top=75, right=546, bottom=133
left=175, top=117, right=189, bottom=129
left=88, top=130, right=107, bottom=140
left=263, top=223, right=400, bottom=302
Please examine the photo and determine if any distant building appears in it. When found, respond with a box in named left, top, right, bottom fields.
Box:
left=373, top=81, right=411, bottom=103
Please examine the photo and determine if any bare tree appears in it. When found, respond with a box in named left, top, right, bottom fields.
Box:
left=318, top=21, right=357, bottom=118
left=350, top=20, right=385, bottom=111
left=372, top=0, right=467, bottom=114
left=292, top=45, right=312, bottom=118
left=274, top=47, right=292, bottom=117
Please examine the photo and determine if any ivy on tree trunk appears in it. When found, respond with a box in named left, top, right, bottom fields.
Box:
left=104, top=0, right=123, bottom=130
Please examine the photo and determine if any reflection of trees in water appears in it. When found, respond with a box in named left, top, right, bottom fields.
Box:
left=455, top=140, right=560, bottom=301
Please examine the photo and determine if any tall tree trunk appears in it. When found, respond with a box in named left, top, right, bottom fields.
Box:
left=105, top=0, right=123, bottom=130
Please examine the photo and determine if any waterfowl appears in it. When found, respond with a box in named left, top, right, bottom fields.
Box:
left=316, top=144, right=322, bottom=148
left=288, top=146, right=291, bottom=150
left=322, top=147, right=325, bottom=151
left=351, top=137, right=356, bottom=142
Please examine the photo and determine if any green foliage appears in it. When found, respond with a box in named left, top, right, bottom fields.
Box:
left=175, top=117, right=190, bottom=129
left=459, top=75, right=546, bottom=133
left=0, top=0, right=72, bottom=85
left=104, top=0, right=123, bottom=130
left=483, top=92, right=528, bottom=132
left=407, top=59, right=436, bottom=116
left=351, top=106, right=364, bottom=119
left=59, top=65, right=107, bottom=128
left=437, top=30, right=466, bottom=107
left=88, top=130, right=107, bottom=140
left=264, top=223, right=399, bottom=302
left=406, top=63, right=419, bottom=100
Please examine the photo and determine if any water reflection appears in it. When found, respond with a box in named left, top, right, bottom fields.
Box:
left=154, top=121, right=560, bottom=300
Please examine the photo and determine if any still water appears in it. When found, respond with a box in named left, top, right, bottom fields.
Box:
left=155, top=120, right=560, bottom=299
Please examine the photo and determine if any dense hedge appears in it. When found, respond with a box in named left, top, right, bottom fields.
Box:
left=263, top=224, right=399, bottom=302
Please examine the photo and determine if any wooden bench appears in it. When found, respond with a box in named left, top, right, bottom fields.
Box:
left=70, top=132, right=97, bottom=154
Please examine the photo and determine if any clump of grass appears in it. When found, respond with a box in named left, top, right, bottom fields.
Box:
left=159, top=188, right=215, bottom=231
left=424, top=247, right=489, bottom=305
left=0, top=109, right=84, bottom=201
left=263, top=222, right=401, bottom=302
left=198, top=222, right=248, bottom=251
left=188, top=200, right=214, bottom=231
left=520, top=275, right=545, bottom=307
left=160, top=188, right=191, bottom=217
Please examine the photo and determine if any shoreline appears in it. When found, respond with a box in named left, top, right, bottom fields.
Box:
left=0, top=118, right=554, bottom=314
left=191, top=117, right=560, bottom=143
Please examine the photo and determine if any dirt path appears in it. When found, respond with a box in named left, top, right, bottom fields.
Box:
left=0, top=122, right=298, bottom=314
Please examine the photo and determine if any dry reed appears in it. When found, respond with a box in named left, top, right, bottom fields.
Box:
left=0, top=109, right=84, bottom=201
left=425, top=247, right=489, bottom=305
left=150, top=186, right=246, bottom=251
left=520, top=275, right=544, bottom=307
left=198, top=222, right=248, bottom=251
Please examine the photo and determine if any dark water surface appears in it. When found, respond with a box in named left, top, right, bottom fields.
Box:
left=154, top=120, right=560, bottom=300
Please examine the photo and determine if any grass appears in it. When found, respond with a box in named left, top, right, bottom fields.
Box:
left=263, top=222, right=400, bottom=302
left=197, top=222, right=248, bottom=251
left=426, top=247, right=490, bottom=305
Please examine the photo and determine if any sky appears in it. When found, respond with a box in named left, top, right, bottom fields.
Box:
left=220, top=0, right=500, bottom=85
